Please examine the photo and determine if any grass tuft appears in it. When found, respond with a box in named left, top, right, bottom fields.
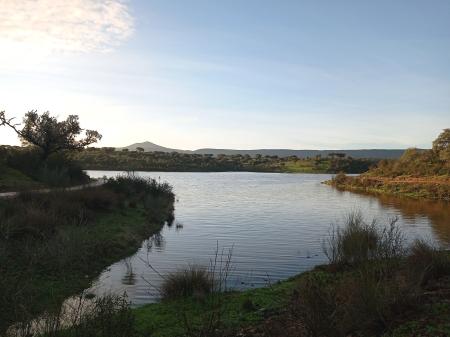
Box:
left=161, top=265, right=213, bottom=301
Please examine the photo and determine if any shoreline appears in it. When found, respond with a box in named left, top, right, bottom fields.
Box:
left=0, top=179, right=175, bottom=334
left=325, top=174, right=450, bottom=201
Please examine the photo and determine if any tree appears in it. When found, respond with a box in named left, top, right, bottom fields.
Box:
left=432, top=128, right=450, bottom=161
left=0, top=110, right=101, bottom=159
left=136, top=147, right=145, bottom=152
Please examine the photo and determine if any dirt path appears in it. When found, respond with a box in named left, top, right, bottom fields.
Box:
left=0, top=178, right=107, bottom=199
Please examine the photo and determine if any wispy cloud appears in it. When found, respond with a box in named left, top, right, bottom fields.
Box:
left=0, top=0, right=134, bottom=53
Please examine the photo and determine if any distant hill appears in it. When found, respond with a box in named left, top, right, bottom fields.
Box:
left=120, top=141, right=191, bottom=153
left=120, top=142, right=409, bottom=159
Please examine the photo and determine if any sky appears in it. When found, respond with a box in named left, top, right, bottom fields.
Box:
left=0, top=0, right=449, bottom=150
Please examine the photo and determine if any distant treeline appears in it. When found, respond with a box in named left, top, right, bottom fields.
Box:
left=71, top=147, right=378, bottom=174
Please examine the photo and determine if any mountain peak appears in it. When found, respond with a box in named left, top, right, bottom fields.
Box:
left=120, top=141, right=189, bottom=153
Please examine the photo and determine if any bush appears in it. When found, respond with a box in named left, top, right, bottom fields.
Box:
left=5, top=147, right=89, bottom=187
left=295, top=272, right=337, bottom=337
left=106, top=174, right=175, bottom=224
left=161, top=265, right=213, bottom=300
left=297, top=214, right=450, bottom=337
left=323, top=212, right=404, bottom=266
left=106, top=174, right=173, bottom=198
left=408, top=239, right=450, bottom=285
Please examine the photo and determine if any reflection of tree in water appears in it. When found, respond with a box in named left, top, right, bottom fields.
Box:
left=375, top=194, right=450, bottom=245
left=339, top=189, right=450, bottom=245
left=145, top=233, right=165, bottom=253
left=121, top=258, right=136, bottom=285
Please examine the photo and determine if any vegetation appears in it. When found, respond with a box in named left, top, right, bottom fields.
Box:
left=22, top=212, right=450, bottom=337
left=0, top=146, right=90, bottom=190
left=327, top=129, right=450, bottom=200
left=131, top=214, right=450, bottom=337
left=160, top=265, right=213, bottom=300
left=0, top=110, right=103, bottom=191
left=0, top=110, right=101, bottom=160
left=72, top=147, right=377, bottom=174
left=0, top=175, right=175, bottom=335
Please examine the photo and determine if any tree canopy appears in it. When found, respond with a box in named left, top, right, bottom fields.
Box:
left=433, top=128, right=450, bottom=161
left=0, top=110, right=102, bottom=159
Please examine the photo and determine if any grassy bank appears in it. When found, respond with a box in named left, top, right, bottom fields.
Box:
left=132, top=265, right=450, bottom=337
left=0, top=165, right=45, bottom=192
left=0, top=176, right=175, bottom=334
left=130, top=214, right=450, bottom=337
left=325, top=130, right=450, bottom=200
left=326, top=173, right=450, bottom=201
left=43, top=213, right=450, bottom=337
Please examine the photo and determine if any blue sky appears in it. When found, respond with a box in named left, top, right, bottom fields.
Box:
left=0, top=0, right=449, bottom=149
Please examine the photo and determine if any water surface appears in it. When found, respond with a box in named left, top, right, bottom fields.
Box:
left=87, top=171, right=450, bottom=306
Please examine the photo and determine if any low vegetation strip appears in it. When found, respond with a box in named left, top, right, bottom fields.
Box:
left=0, top=175, right=175, bottom=335
left=69, top=147, right=377, bottom=174
left=327, top=173, right=450, bottom=200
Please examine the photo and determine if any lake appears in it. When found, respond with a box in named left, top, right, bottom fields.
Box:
left=86, top=171, right=450, bottom=306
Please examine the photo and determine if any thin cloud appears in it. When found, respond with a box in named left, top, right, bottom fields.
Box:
left=0, top=0, right=134, bottom=53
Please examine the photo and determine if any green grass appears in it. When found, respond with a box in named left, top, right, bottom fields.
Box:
left=387, top=303, right=450, bottom=337
left=0, top=165, right=44, bottom=191
left=281, top=160, right=329, bottom=173
left=131, top=264, right=450, bottom=337
left=1, top=206, right=159, bottom=330
left=133, top=277, right=298, bottom=337
left=0, top=178, right=175, bottom=334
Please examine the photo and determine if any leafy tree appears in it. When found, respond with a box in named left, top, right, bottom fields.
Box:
left=0, top=110, right=101, bottom=159
left=136, top=147, right=145, bottom=152
left=432, top=128, right=450, bottom=161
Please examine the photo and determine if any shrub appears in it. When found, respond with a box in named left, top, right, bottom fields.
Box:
left=408, top=239, right=450, bottom=285
left=323, top=212, right=404, bottom=266
left=298, top=214, right=450, bottom=337
left=5, top=148, right=89, bottom=187
left=297, top=262, right=420, bottom=336
left=106, top=174, right=173, bottom=199
left=161, top=265, right=213, bottom=300
left=295, top=272, right=337, bottom=337
left=332, top=172, right=349, bottom=185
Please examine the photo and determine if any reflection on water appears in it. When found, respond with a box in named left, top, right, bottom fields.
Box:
left=121, top=258, right=136, bottom=286
left=86, top=171, right=450, bottom=306
left=336, top=188, right=450, bottom=245
left=369, top=193, right=450, bottom=245
left=145, top=233, right=165, bottom=253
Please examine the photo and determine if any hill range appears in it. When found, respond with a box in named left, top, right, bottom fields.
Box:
left=120, top=141, right=408, bottom=159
